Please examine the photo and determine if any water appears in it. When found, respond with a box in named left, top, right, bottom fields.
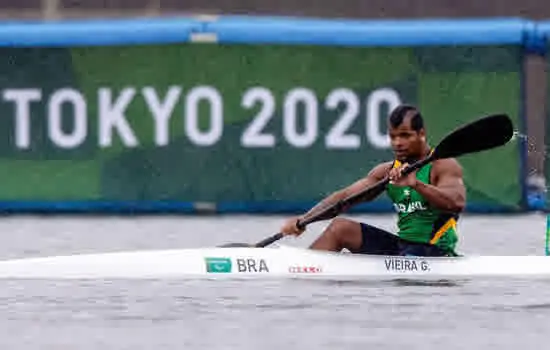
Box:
left=0, top=213, right=548, bottom=350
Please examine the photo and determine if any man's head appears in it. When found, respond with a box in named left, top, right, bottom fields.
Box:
left=388, top=105, right=427, bottom=161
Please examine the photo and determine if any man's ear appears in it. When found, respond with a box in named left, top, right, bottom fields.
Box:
left=419, top=129, right=426, bottom=141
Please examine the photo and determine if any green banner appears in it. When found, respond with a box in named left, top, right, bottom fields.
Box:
left=0, top=44, right=523, bottom=211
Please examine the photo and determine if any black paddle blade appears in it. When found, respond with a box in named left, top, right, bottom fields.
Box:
left=432, top=114, right=514, bottom=160
left=255, top=233, right=283, bottom=248
left=218, top=233, right=285, bottom=248
left=217, top=243, right=253, bottom=248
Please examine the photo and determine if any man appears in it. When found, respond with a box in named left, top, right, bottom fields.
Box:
left=280, top=104, right=465, bottom=257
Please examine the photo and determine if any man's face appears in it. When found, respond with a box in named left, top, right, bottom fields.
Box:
left=388, top=116, right=426, bottom=161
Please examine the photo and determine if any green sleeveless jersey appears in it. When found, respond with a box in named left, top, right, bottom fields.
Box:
left=386, top=160, right=459, bottom=253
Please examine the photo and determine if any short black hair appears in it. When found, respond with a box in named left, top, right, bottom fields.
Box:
left=388, top=104, right=424, bottom=131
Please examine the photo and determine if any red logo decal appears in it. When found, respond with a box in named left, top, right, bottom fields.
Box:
left=288, top=266, right=323, bottom=273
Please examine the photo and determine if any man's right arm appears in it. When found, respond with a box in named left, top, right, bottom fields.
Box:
left=300, top=161, right=393, bottom=220
left=280, top=162, right=393, bottom=235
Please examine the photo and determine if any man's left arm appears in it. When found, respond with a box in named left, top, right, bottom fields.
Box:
left=411, top=159, right=466, bottom=212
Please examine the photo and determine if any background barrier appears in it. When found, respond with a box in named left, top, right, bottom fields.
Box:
left=539, top=22, right=550, bottom=212
left=0, top=15, right=543, bottom=214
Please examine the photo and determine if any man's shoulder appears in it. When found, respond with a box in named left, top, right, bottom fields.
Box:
left=373, top=161, right=395, bottom=173
left=431, top=158, right=463, bottom=175
left=367, top=161, right=394, bottom=179
left=378, top=160, right=396, bottom=169
left=432, top=157, right=462, bottom=167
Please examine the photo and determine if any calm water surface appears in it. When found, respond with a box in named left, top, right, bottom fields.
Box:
left=0, top=213, right=547, bottom=350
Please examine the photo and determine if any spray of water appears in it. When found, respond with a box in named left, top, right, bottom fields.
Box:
left=510, top=131, right=543, bottom=173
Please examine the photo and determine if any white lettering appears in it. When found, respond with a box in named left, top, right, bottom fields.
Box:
left=284, top=88, right=318, bottom=148
left=3, top=89, right=41, bottom=149
left=185, top=86, right=223, bottom=146
left=142, top=86, right=181, bottom=147
left=48, top=88, right=87, bottom=149
left=241, top=87, right=276, bottom=147
left=394, top=201, right=427, bottom=213
left=99, top=88, right=138, bottom=148
left=325, top=88, right=360, bottom=149
left=0, top=86, right=406, bottom=152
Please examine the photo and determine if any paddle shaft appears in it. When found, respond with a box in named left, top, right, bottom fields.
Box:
left=300, top=155, right=431, bottom=225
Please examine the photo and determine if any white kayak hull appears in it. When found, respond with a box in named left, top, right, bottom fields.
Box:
left=0, top=245, right=548, bottom=280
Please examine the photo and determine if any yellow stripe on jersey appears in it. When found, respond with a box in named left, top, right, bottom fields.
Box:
left=429, top=218, right=456, bottom=245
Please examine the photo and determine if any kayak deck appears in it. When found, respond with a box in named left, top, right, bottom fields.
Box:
left=0, top=245, right=548, bottom=280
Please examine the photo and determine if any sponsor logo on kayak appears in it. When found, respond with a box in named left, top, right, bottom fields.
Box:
left=204, top=257, right=232, bottom=273
left=288, top=266, right=323, bottom=274
left=236, top=258, right=269, bottom=273
left=384, top=257, right=430, bottom=272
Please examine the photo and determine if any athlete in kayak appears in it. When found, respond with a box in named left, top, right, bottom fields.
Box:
left=280, top=104, right=465, bottom=257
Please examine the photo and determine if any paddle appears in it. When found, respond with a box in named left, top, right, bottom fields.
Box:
left=221, top=113, right=514, bottom=248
